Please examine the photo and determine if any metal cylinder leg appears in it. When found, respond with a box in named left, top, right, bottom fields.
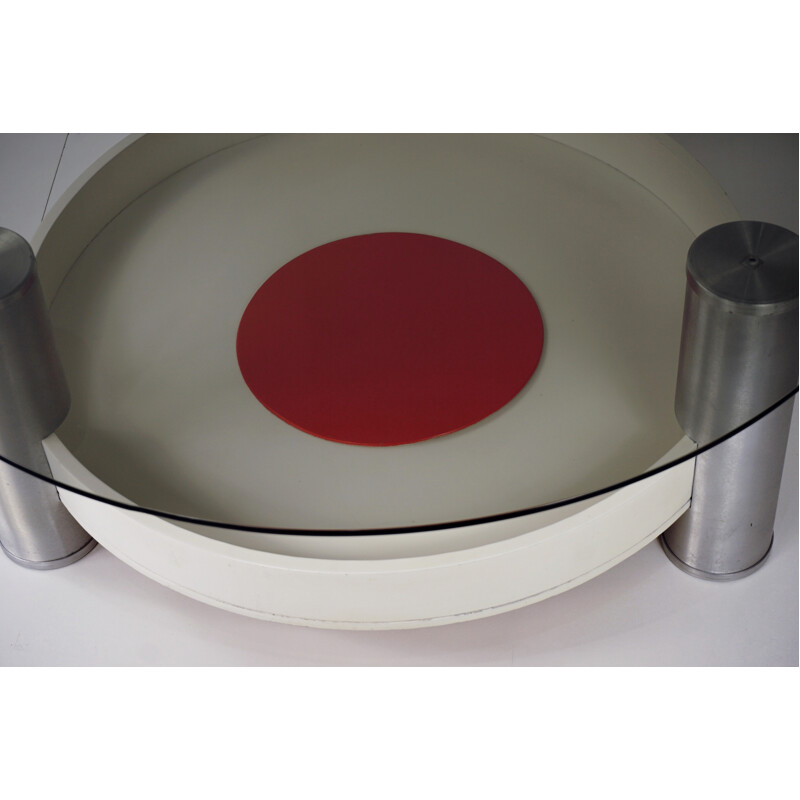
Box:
left=662, top=221, right=798, bottom=580
left=0, top=227, right=95, bottom=568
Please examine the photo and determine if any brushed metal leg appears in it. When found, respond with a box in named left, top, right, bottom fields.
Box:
left=661, top=397, right=793, bottom=579
left=0, top=227, right=95, bottom=568
left=662, top=221, right=798, bottom=579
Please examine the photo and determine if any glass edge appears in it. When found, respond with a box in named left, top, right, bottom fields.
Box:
left=0, top=387, right=796, bottom=537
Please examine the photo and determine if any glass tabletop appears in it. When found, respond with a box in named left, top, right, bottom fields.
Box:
left=1, top=133, right=797, bottom=540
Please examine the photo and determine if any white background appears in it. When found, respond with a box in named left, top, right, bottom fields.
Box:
left=0, top=132, right=796, bottom=666
left=1, top=6, right=799, bottom=799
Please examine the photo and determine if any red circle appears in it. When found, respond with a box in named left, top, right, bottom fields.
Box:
left=236, top=233, right=544, bottom=446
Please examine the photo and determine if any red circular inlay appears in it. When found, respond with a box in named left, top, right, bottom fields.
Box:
left=236, top=232, right=544, bottom=446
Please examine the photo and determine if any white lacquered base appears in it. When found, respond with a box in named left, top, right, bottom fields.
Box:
left=45, top=434, right=693, bottom=628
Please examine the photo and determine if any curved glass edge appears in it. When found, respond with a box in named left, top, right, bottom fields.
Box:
left=0, top=387, right=795, bottom=536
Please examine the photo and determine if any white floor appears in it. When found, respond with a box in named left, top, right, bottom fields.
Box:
left=0, top=132, right=797, bottom=666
